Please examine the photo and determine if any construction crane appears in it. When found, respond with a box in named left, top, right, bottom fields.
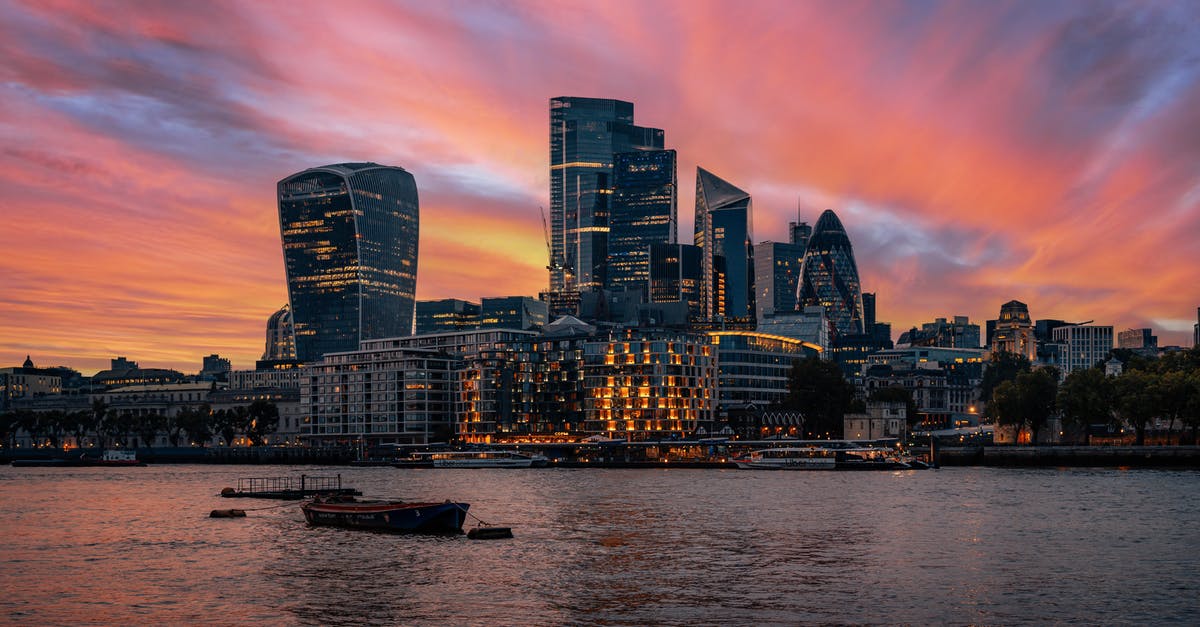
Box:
left=539, top=206, right=563, bottom=273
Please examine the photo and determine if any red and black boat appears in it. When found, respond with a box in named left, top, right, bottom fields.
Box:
left=301, top=496, right=469, bottom=534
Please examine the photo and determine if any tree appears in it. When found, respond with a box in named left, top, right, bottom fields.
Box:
left=175, top=404, right=213, bottom=446
left=869, top=386, right=919, bottom=428
left=245, top=400, right=280, bottom=446
left=41, top=410, right=67, bottom=449
left=784, top=357, right=855, bottom=439
left=1112, top=370, right=1160, bottom=446
left=65, top=410, right=93, bottom=449
left=990, top=368, right=1058, bottom=444
left=1182, top=372, right=1200, bottom=445
left=1157, top=370, right=1195, bottom=442
left=134, top=413, right=167, bottom=448
left=979, top=351, right=1032, bottom=404
left=211, top=407, right=247, bottom=446
left=90, top=399, right=108, bottom=448
left=0, top=411, right=18, bottom=449
left=105, top=411, right=137, bottom=449
left=1057, top=367, right=1114, bottom=443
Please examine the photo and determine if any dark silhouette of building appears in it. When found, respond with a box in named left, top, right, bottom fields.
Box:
left=607, top=149, right=677, bottom=297
left=278, top=163, right=418, bottom=361
left=549, top=97, right=663, bottom=293
left=694, top=167, right=754, bottom=320
left=416, top=299, right=482, bottom=334
left=753, top=241, right=805, bottom=320
left=263, top=304, right=296, bottom=361
left=648, top=243, right=702, bottom=319
left=797, top=210, right=864, bottom=337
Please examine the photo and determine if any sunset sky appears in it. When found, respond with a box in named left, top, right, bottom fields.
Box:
left=2, top=0, right=1198, bottom=375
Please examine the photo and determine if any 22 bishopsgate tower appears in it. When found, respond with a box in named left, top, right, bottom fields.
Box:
left=278, top=163, right=419, bottom=362
left=549, top=97, right=664, bottom=293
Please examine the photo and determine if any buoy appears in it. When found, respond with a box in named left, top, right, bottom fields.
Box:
left=467, top=526, right=513, bottom=540
left=220, top=487, right=236, bottom=497
left=210, top=509, right=247, bottom=518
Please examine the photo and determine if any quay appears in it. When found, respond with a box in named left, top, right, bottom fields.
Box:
left=935, top=445, right=1200, bottom=468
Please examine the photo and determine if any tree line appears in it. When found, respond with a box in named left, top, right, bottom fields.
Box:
left=0, top=400, right=280, bottom=449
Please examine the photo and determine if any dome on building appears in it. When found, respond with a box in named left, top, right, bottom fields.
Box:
left=22, top=355, right=34, bottom=368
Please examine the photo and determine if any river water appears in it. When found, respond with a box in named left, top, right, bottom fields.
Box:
left=1, top=465, right=1197, bottom=625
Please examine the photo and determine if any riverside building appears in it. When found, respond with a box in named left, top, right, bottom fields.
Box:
left=1053, top=324, right=1114, bottom=375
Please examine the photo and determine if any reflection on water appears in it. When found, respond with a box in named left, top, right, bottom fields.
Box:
left=1, top=466, right=1198, bottom=625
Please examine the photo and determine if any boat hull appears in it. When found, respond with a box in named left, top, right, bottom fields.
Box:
left=301, top=500, right=469, bottom=534
left=733, top=459, right=837, bottom=470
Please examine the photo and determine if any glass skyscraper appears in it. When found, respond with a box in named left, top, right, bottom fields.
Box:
left=278, top=162, right=418, bottom=362
left=753, top=241, right=806, bottom=320
left=797, top=209, right=864, bottom=337
left=648, top=243, right=702, bottom=319
left=607, top=149, right=677, bottom=296
left=549, top=97, right=663, bottom=293
left=694, top=167, right=754, bottom=320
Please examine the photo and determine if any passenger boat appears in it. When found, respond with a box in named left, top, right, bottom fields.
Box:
left=301, top=496, right=469, bottom=533
left=394, top=450, right=548, bottom=468
left=834, top=447, right=912, bottom=470
left=11, top=450, right=145, bottom=467
left=731, top=447, right=839, bottom=470
left=94, top=450, right=145, bottom=466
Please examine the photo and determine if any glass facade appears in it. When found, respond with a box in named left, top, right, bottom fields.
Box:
left=549, top=97, right=663, bottom=292
left=278, top=163, right=418, bottom=362
left=797, top=210, right=864, bottom=337
left=709, top=331, right=821, bottom=410
left=415, top=299, right=481, bottom=335
left=607, top=149, right=677, bottom=296
left=753, top=241, right=806, bottom=320
left=262, top=304, right=297, bottom=360
left=695, top=167, right=754, bottom=320
left=648, top=243, right=702, bottom=319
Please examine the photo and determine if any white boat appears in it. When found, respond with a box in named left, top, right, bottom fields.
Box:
left=396, top=450, right=548, bottom=468
left=731, top=447, right=838, bottom=470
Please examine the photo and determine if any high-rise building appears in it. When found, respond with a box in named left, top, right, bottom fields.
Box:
left=789, top=214, right=812, bottom=251
left=694, top=167, right=754, bottom=320
left=990, top=300, right=1037, bottom=361
left=480, top=296, right=549, bottom=331
left=753, top=241, right=805, bottom=320
left=549, top=97, right=664, bottom=293
left=797, top=210, right=864, bottom=337
left=1117, top=328, right=1157, bottom=351
left=415, top=299, right=481, bottom=335
left=898, top=316, right=981, bottom=349
left=1193, top=307, right=1199, bottom=347
left=648, top=243, right=702, bottom=319
left=607, top=149, right=677, bottom=296
left=200, top=354, right=232, bottom=380
left=278, top=163, right=418, bottom=362
left=1054, top=324, right=1114, bottom=375
left=263, top=304, right=297, bottom=361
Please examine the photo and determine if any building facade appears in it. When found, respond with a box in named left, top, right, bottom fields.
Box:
left=694, top=167, right=754, bottom=321
left=898, top=316, right=981, bottom=349
left=648, top=243, right=702, bottom=319
left=278, top=162, right=419, bottom=362
left=1117, top=328, right=1158, bottom=351
left=1053, top=324, right=1114, bottom=375
left=549, top=97, right=664, bottom=293
left=990, top=300, right=1037, bottom=361
left=797, top=210, right=864, bottom=337
left=480, top=296, right=549, bottom=331
left=415, top=299, right=482, bottom=335
left=708, top=331, right=821, bottom=412
left=262, top=305, right=297, bottom=361
left=607, top=149, right=677, bottom=297
left=0, top=357, right=62, bottom=412
left=753, top=241, right=805, bottom=320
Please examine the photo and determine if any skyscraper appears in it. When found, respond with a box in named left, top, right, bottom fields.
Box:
left=278, top=163, right=418, bottom=362
left=753, top=241, right=805, bottom=320
left=648, top=243, right=702, bottom=319
left=607, top=149, right=677, bottom=296
left=788, top=208, right=811, bottom=251
left=694, top=167, right=754, bottom=320
left=262, top=304, right=297, bottom=361
left=549, top=97, right=664, bottom=293
left=797, top=209, right=864, bottom=336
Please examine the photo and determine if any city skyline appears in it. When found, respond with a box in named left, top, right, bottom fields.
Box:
left=2, top=1, right=1198, bottom=374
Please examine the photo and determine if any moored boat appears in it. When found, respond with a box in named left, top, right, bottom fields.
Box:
left=301, top=496, right=469, bottom=533
left=11, top=450, right=146, bottom=467
left=731, top=447, right=839, bottom=470
left=394, top=450, right=547, bottom=469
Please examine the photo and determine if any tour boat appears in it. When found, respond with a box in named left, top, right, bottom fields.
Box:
left=11, top=450, right=145, bottom=467
left=731, top=447, right=839, bottom=470
left=95, top=450, right=145, bottom=466
left=394, top=450, right=548, bottom=469
left=834, top=447, right=912, bottom=470
left=301, top=496, right=469, bottom=533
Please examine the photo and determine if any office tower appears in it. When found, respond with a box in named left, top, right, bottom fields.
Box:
left=648, top=243, right=702, bottom=319
left=278, top=163, right=418, bottom=362
left=480, top=296, right=549, bottom=331
left=549, top=97, right=664, bottom=293
left=753, top=241, right=805, bottom=320
left=899, top=316, right=981, bottom=349
left=862, top=292, right=876, bottom=329
left=990, top=300, right=1036, bottom=361
left=788, top=206, right=811, bottom=251
left=1053, top=324, right=1114, bottom=374
left=607, top=149, right=677, bottom=296
left=797, top=209, right=864, bottom=336
left=694, top=167, right=754, bottom=320
left=1117, top=328, right=1157, bottom=350
left=415, top=299, right=482, bottom=335
left=263, top=304, right=297, bottom=360
left=1194, top=307, right=1199, bottom=347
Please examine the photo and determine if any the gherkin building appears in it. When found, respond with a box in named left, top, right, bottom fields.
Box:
left=797, top=209, right=864, bottom=337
